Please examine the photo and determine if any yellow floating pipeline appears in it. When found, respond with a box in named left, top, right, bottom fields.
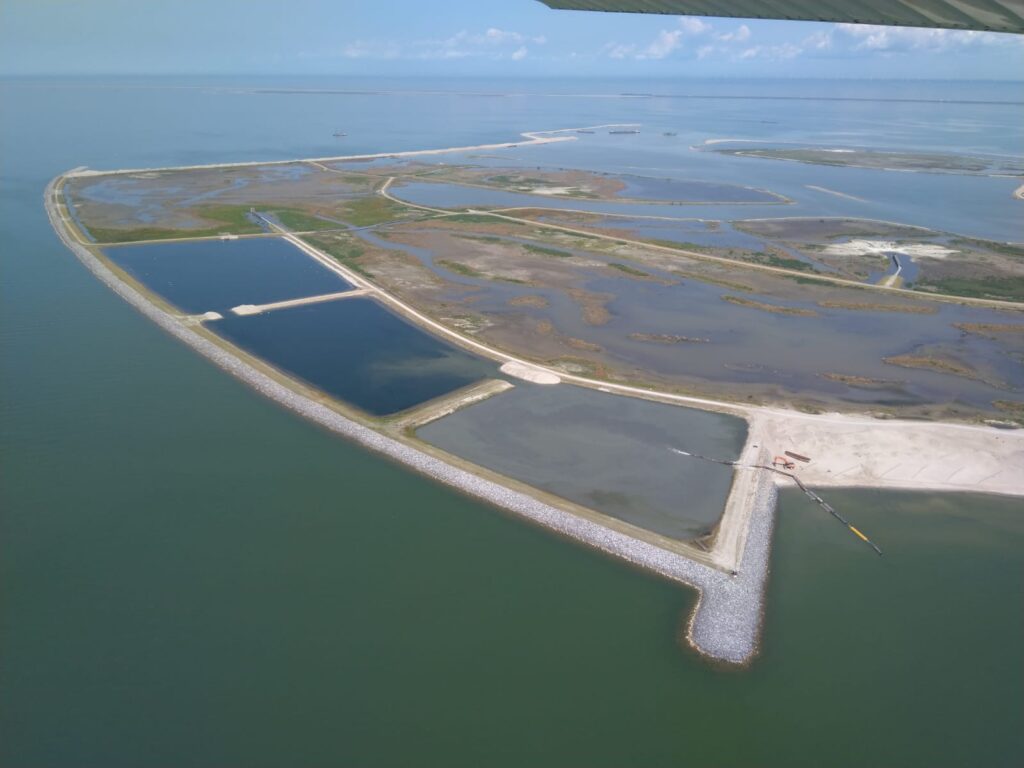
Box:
left=849, top=525, right=870, bottom=543
left=848, top=525, right=883, bottom=556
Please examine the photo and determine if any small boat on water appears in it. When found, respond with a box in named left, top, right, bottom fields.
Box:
left=333, top=130, right=347, bottom=137
left=576, top=129, right=595, bottom=134
left=663, top=131, right=677, bottom=136
left=609, top=129, right=640, bottom=135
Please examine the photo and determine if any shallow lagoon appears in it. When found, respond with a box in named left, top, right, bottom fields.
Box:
left=106, top=237, right=353, bottom=314
left=210, top=297, right=495, bottom=415
left=419, top=385, right=747, bottom=538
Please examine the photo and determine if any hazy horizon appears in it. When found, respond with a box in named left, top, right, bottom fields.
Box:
left=2, top=0, right=1022, bottom=80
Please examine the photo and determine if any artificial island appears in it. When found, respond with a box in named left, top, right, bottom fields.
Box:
left=46, top=125, right=1024, bottom=665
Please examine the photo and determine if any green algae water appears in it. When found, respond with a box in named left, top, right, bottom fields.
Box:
left=2, top=77, right=1022, bottom=766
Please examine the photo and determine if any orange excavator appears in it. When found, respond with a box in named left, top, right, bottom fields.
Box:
left=772, top=456, right=796, bottom=470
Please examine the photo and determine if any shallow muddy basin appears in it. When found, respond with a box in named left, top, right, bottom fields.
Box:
left=418, top=384, right=747, bottom=539
left=105, top=237, right=353, bottom=314
left=210, top=297, right=496, bottom=416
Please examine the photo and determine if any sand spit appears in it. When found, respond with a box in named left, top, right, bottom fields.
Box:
left=45, top=177, right=770, bottom=665
left=61, top=124, right=640, bottom=180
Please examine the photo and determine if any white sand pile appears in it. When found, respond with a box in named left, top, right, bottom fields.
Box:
left=529, top=186, right=579, bottom=196
left=500, top=361, right=561, bottom=384
left=824, top=240, right=957, bottom=259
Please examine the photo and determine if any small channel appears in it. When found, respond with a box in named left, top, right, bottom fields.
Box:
left=209, top=297, right=496, bottom=416
left=868, top=252, right=921, bottom=285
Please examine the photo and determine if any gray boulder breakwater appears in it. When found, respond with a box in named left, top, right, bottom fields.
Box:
left=45, top=175, right=776, bottom=664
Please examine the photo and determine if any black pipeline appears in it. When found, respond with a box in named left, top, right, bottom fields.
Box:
left=670, top=448, right=883, bottom=557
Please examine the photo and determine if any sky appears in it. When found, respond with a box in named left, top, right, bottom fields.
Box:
left=1, top=0, right=1022, bottom=79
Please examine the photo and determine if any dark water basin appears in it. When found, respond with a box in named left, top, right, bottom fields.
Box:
left=210, top=297, right=495, bottom=416
left=419, top=384, right=747, bottom=539
left=105, top=237, right=353, bottom=314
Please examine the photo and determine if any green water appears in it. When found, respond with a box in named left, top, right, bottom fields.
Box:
left=2, top=77, right=1022, bottom=766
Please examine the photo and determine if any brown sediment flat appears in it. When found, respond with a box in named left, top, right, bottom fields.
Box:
left=566, top=337, right=603, bottom=352
left=954, top=322, right=1024, bottom=338
left=566, top=287, right=612, bottom=325
left=818, top=300, right=937, bottom=314
left=821, top=372, right=906, bottom=390
left=882, top=354, right=982, bottom=380
left=507, top=294, right=550, bottom=308
left=721, top=295, right=818, bottom=317
left=629, top=333, right=709, bottom=344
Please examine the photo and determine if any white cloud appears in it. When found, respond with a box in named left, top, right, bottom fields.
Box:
left=678, top=18, right=711, bottom=35
left=604, top=15, right=712, bottom=60
left=737, top=43, right=801, bottom=61
left=835, top=23, right=1020, bottom=53
left=637, top=29, right=683, bottom=59
left=606, top=42, right=635, bottom=60
left=331, top=27, right=546, bottom=61
left=803, top=30, right=832, bottom=51
left=716, top=24, right=750, bottom=43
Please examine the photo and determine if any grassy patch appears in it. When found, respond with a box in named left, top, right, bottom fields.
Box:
left=303, top=234, right=372, bottom=276
left=750, top=251, right=815, bottom=271
left=790, top=275, right=836, bottom=287
left=443, top=213, right=502, bottom=224
left=272, top=209, right=340, bottom=232
left=339, top=196, right=410, bottom=226
left=88, top=204, right=262, bottom=242
left=916, top=276, right=1024, bottom=302
left=671, top=269, right=754, bottom=292
left=648, top=238, right=707, bottom=252
left=523, top=243, right=572, bottom=258
left=437, top=259, right=483, bottom=278
left=608, top=262, right=650, bottom=277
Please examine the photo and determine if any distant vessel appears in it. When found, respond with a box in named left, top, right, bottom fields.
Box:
left=576, top=129, right=595, bottom=134
left=333, top=130, right=347, bottom=137
left=609, top=129, right=639, bottom=135
left=663, top=131, right=677, bottom=136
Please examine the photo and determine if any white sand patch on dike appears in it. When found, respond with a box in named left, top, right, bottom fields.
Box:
left=824, top=240, right=958, bottom=259
left=500, top=361, right=561, bottom=384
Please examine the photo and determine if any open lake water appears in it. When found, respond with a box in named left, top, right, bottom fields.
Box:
left=2, top=76, right=1022, bottom=766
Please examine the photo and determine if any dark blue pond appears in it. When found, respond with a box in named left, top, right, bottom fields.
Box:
left=210, top=298, right=495, bottom=415
left=105, top=237, right=352, bottom=314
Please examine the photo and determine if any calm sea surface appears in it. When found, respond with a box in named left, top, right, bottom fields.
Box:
left=1, top=76, right=1022, bottom=766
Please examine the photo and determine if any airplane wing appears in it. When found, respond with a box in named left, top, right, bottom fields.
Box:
left=541, top=0, right=1024, bottom=34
